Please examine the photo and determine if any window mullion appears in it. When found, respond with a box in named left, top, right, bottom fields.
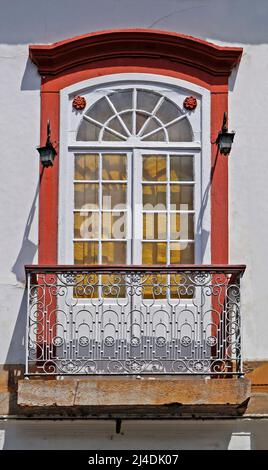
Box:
left=99, top=152, right=102, bottom=264
left=137, top=96, right=165, bottom=137
left=167, top=153, right=170, bottom=266
left=132, top=88, right=137, bottom=137
left=105, top=95, right=131, bottom=137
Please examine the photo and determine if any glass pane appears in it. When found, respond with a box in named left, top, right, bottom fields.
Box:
left=102, top=183, right=126, bottom=209
left=102, top=154, right=127, bottom=180
left=103, top=129, right=124, bottom=141
left=75, top=154, right=99, bottom=180
left=143, top=184, right=166, bottom=208
left=142, top=242, right=167, bottom=264
left=170, top=156, right=193, bottom=181
left=102, top=241, right=126, bottom=264
left=140, top=117, right=160, bottom=137
left=74, top=183, right=98, bottom=210
left=137, top=90, right=160, bottom=112
left=142, top=129, right=166, bottom=141
left=86, top=96, right=113, bottom=123
left=101, top=273, right=126, bottom=298
left=142, top=155, right=166, bottom=181
left=109, top=90, right=132, bottom=112
left=121, top=111, right=132, bottom=133
left=107, top=116, right=127, bottom=136
left=170, top=242, right=195, bottom=264
left=73, top=273, right=99, bottom=299
left=170, top=273, right=194, bottom=299
left=74, top=241, right=98, bottom=264
left=102, top=212, right=126, bottom=239
left=142, top=273, right=168, bottom=299
left=155, top=98, right=182, bottom=124
left=170, top=244, right=195, bottom=298
left=168, top=119, right=193, bottom=142
left=76, top=120, right=100, bottom=141
left=170, top=185, right=194, bottom=210
left=143, top=213, right=167, bottom=240
left=74, top=212, right=99, bottom=238
left=136, top=112, right=149, bottom=134
left=170, top=213, right=194, bottom=240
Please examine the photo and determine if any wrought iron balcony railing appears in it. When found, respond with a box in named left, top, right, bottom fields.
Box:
left=25, top=264, right=245, bottom=376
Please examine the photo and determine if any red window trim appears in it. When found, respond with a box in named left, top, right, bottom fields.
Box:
left=29, top=29, right=242, bottom=266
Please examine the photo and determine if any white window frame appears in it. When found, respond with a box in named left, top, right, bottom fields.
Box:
left=133, top=148, right=200, bottom=265
left=58, top=74, right=211, bottom=265
left=73, top=149, right=132, bottom=264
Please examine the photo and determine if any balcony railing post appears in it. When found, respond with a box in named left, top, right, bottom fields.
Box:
left=235, top=272, right=242, bottom=375
left=25, top=270, right=31, bottom=376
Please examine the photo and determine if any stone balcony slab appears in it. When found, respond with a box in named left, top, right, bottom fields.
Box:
left=17, top=376, right=251, bottom=418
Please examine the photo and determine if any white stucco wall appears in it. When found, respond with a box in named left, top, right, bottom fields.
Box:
left=0, top=0, right=268, bottom=363
left=0, top=44, right=40, bottom=364
left=0, top=419, right=267, bottom=450
left=229, top=45, right=268, bottom=359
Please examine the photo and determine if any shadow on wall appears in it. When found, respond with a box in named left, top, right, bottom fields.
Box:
left=3, top=290, right=27, bottom=377
left=7, top=177, right=41, bottom=362
left=11, top=177, right=40, bottom=283
left=21, top=57, right=41, bottom=91
left=0, top=0, right=268, bottom=45
left=3, top=287, right=28, bottom=415
left=3, top=175, right=42, bottom=404
left=196, top=148, right=222, bottom=261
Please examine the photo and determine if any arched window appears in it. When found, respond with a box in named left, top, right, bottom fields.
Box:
left=59, top=77, right=205, bottom=267
left=30, top=29, right=242, bottom=267
left=76, top=88, right=193, bottom=142
left=28, top=31, right=242, bottom=376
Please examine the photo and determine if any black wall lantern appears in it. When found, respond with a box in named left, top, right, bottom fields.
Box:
left=37, top=120, right=57, bottom=167
left=216, top=112, right=235, bottom=156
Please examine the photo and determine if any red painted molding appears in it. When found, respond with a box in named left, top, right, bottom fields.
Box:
left=29, top=29, right=242, bottom=78
left=39, top=91, right=59, bottom=264
left=211, top=92, right=229, bottom=264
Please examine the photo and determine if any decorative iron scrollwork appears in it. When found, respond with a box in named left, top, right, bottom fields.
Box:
left=26, top=266, right=243, bottom=376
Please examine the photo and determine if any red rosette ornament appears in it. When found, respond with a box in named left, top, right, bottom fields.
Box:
left=183, top=96, right=197, bottom=111
left=72, top=95, right=86, bottom=110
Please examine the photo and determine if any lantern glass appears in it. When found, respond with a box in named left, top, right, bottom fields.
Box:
left=37, top=144, right=57, bottom=167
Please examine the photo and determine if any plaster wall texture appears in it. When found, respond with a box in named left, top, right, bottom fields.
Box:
left=0, top=419, right=267, bottom=450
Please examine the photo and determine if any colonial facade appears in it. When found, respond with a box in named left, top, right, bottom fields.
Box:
left=0, top=0, right=268, bottom=450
